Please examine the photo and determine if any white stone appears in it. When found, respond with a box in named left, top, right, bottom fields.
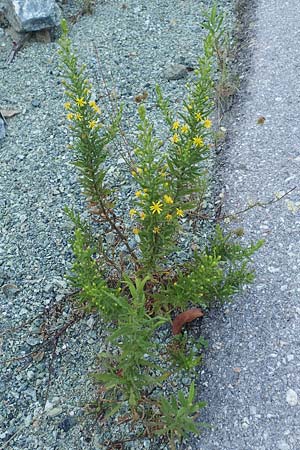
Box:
left=46, top=406, right=63, bottom=417
left=286, top=388, right=298, bottom=406
left=277, top=441, right=290, bottom=450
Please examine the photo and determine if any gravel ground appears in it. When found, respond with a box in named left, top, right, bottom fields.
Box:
left=0, top=1, right=235, bottom=449
left=187, top=1, right=300, bottom=449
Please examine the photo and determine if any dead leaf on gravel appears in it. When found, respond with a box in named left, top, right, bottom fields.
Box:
left=233, top=367, right=241, bottom=373
left=256, top=115, right=265, bottom=125
left=0, top=108, right=21, bottom=118
left=32, top=351, right=45, bottom=363
left=172, top=308, right=204, bottom=335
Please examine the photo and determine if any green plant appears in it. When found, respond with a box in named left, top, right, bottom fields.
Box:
left=58, top=6, right=262, bottom=447
left=153, top=382, right=206, bottom=450
left=91, top=276, right=169, bottom=419
left=202, top=3, right=238, bottom=126
left=168, top=334, right=206, bottom=372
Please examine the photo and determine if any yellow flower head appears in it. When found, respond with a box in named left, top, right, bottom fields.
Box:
left=129, top=209, right=137, bottom=218
left=140, top=212, right=146, bottom=220
left=66, top=112, right=74, bottom=121
left=88, top=119, right=98, bottom=129
left=203, top=119, right=212, bottom=129
left=171, top=133, right=180, bottom=144
left=181, top=124, right=189, bottom=134
left=193, top=136, right=204, bottom=147
left=150, top=201, right=163, bottom=215
left=166, top=214, right=173, bottom=221
left=131, top=171, right=137, bottom=177
left=143, top=188, right=148, bottom=193
left=176, top=208, right=184, bottom=217
left=75, top=112, right=83, bottom=121
left=133, top=228, right=140, bottom=235
left=153, top=226, right=160, bottom=234
left=163, top=194, right=174, bottom=205
left=136, top=167, right=143, bottom=174
left=89, top=100, right=96, bottom=108
left=64, top=102, right=71, bottom=110
left=135, top=191, right=143, bottom=198
left=172, top=121, right=180, bottom=130
left=75, top=97, right=86, bottom=107
left=195, top=112, right=202, bottom=121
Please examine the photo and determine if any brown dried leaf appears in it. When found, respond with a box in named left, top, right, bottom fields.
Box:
left=0, top=108, right=21, bottom=118
left=256, top=115, right=265, bottom=125
left=134, top=91, right=148, bottom=103
left=32, top=351, right=45, bottom=363
left=172, top=308, right=204, bottom=335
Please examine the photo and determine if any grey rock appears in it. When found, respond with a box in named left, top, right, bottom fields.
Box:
left=58, top=416, right=77, bottom=432
left=31, top=98, right=41, bottom=107
left=0, top=117, right=5, bottom=140
left=5, top=0, right=61, bottom=32
left=164, top=63, right=188, bottom=80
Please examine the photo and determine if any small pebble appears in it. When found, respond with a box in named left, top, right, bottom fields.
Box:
left=286, top=389, right=298, bottom=406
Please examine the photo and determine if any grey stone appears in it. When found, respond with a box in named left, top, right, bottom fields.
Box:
left=31, top=99, right=41, bottom=107
left=164, top=63, right=188, bottom=80
left=0, top=117, right=5, bottom=140
left=5, top=0, right=61, bottom=32
left=58, top=416, right=77, bottom=432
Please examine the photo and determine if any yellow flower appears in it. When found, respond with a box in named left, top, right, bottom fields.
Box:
left=172, top=121, right=180, bottom=130
left=136, top=167, right=143, bottom=174
left=150, top=201, right=163, bottom=214
left=66, top=112, right=74, bottom=121
left=153, top=226, right=160, bottom=234
left=75, top=97, right=86, bottom=107
left=176, top=208, right=184, bottom=217
left=133, top=228, right=140, bottom=235
left=163, top=195, right=174, bottom=205
left=181, top=124, right=189, bottom=133
left=143, top=188, right=148, bottom=193
left=171, top=133, right=180, bottom=144
left=75, top=112, right=83, bottom=121
left=88, top=120, right=98, bottom=129
left=193, top=136, right=204, bottom=147
left=129, top=209, right=137, bottom=218
left=195, top=112, right=202, bottom=121
left=64, top=102, right=71, bottom=110
left=140, top=212, right=146, bottom=220
left=135, top=191, right=143, bottom=198
left=89, top=100, right=101, bottom=114
left=166, top=214, right=173, bottom=221
left=203, top=119, right=212, bottom=129
left=131, top=171, right=137, bottom=177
